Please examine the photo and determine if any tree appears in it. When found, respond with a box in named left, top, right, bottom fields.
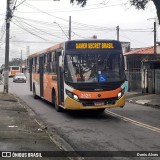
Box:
left=130, top=0, right=160, bottom=24
left=70, top=0, right=160, bottom=24
left=9, top=58, right=21, bottom=66
left=70, top=0, right=87, bottom=7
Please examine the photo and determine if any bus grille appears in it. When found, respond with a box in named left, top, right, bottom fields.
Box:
left=80, top=97, right=118, bottom=106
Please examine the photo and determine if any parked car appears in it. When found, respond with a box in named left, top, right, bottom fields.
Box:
left=13, top=73, right=27, bottom=83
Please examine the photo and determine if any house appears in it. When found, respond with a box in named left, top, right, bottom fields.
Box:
left=124, top=45, right=160, bottom=71
left=124, top=45, right=160, bottom=92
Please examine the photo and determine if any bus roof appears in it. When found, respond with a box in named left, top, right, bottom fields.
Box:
left=28, top=39, right=121, bottom=58
left=28, top=42, right=64, bottom=58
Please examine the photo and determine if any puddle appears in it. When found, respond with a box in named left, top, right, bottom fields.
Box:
left=136, top=100, right=151, bottom=105
left=8, top=125, right=18, bottom=128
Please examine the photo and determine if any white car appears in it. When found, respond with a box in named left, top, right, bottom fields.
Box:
left=13, top=73, right=27, bottom=83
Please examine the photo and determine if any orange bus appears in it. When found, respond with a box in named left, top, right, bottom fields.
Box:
left=9, top=66, right=21, bottom=77
left=28, top=40, right=126, bottom=112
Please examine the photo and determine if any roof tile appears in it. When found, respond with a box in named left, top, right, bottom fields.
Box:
left=124, top=47, right=154, bottom=56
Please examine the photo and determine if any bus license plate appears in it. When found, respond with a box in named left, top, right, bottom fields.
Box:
left=94, top=102, right=104, bottom=106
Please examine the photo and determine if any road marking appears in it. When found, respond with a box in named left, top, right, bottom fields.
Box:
left=8, top=125, right=18, bottom=128
left=105, top=110, right=160, bottom=133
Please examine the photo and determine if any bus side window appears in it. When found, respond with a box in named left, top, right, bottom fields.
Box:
left=36, top=57, right=39, bottom=73
left=46, top=63, right=51, bottom=73
left=43, top=54, right=48, bottom=73
left=47, top=52, right=51, bottom=62
left=50, top=51, right=56, bottom=74
left=32, top=57, right=36, bottom=73
left=50, top=62, right=56, bottom=73
left=51, top=51, right=56, bottom=62
left=47, top=52, right=52, bottom=73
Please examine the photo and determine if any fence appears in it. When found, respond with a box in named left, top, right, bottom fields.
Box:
left=154, top=69, right=160, bottom=94
left=126, top=69, right=160, bottom=93
left=125, top=70, right=141, bottom=92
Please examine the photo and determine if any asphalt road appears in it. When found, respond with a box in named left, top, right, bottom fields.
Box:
left=9, top=78, right=160, bottom=160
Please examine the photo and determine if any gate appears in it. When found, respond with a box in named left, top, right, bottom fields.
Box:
left=142, top=69, right=160, bottom=94
left=155, top=69, right=160, bottom=93
left=125, top=70, right=141, bottom=92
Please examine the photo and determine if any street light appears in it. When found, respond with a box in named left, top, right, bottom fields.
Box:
left=53, top=22, right=69, bottom=40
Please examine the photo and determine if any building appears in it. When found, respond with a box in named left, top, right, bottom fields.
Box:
left=124, top=45, right=160, bottom=93
left=124, top=45, right=160, bottom=71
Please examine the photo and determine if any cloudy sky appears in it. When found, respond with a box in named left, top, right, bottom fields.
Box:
left=0, top=0, right=159, bottom=66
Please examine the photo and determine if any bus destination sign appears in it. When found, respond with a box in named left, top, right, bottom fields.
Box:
left=76, top=42, right=114, bottom=49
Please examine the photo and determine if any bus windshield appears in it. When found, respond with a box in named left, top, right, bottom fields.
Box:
left=64, top=51, right=125, bottom=83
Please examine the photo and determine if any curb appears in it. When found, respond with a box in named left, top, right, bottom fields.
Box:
left=126, top=99, right=160, bottom=109
left=125, top=93, right=146, bottom=99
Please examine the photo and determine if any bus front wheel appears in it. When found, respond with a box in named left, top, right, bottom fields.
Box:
left=33, top=85, right=38, bottom=99
left=52, top=94, right=63, bottom=112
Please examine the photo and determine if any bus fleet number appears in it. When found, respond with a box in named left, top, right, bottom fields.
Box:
left=80, top=93, right=91, bottom=99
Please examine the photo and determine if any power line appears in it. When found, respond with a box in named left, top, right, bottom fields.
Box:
left=12, top=20, right=50, bottom=41
left=13, top=15, right=115, bottom=31
left=13, top=0, right=26, bottom=9
left=0, top=22, right=6, bottom=42
left=120, top=33, right=151, bottom=46
left=16, top=2, right=127, bottom=13
left=22, top=1, right=69, bottom=22
left=13, top=16, right=67, bottom=40
left=10, top=40, right=55, bottom=43
left=13, top=2, right=152, bottom=34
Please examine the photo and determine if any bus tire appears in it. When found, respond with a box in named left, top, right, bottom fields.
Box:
left=52, top=93, right=62, bottom=112
left=33, top=84, right=38, bottom=99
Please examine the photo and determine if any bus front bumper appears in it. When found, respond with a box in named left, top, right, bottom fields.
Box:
left=64, top=95, right=125, bottom=110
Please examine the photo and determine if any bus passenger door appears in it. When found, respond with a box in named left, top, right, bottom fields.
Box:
left=39, top=57, right=44, bottom=97
left=56, top=50, right=64, bottom=105
left=29, top=59, right=33, bottom=91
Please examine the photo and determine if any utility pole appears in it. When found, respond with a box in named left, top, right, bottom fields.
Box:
left=148, top=18, right=157, bottom=59
left=154, top=21, right=157, bottom=58
left=116, top=25, right=119, bottom=41
left=69, top=16, right=71, bottom=40
left=4, top=0, right=11, bottom=93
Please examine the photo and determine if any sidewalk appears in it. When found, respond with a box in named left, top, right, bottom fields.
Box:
left=125, top=91, right=160, bottom=108
left=0, top=84, right=73, bottom=159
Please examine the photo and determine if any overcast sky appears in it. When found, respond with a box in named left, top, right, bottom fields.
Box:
left=0, top=0, right=159, bottom=66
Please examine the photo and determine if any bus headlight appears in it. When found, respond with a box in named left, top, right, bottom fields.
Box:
left=118, top=92, right=122, bottom=98
left=118, top=88, right=125, bottom=99
left=66, top=90, right=79, bottom=101
left=73, top=94, right=79, bottom=101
